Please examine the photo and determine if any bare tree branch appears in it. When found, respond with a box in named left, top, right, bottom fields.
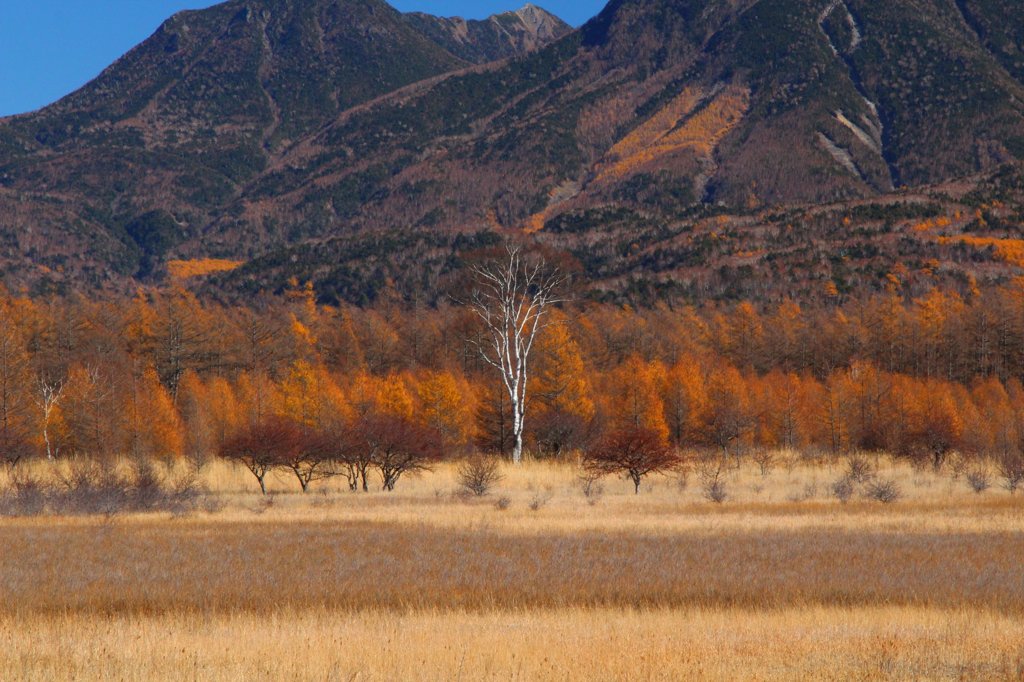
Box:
left=460, top=245, right=565, bottom=464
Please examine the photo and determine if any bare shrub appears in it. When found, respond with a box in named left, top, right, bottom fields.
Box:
left=751, top=449, right=777, bottom=477
left=799, top=447, right=826, bottom=468
left=494, top=496, right=511, bottom=511
left=458, top=455, right=503, bottom=497
left=699, top=462, right=728, bottom=504
left=864, top=479, right=902, bottom=504
left=846, top=455, right=876, bottom=485
left=704, top=478, right=728, bottom=504
left=831, top=476, right=854, bottom=504
left=781, top=453, right=799, bottom=475
left=966, top=468, right=992, bottom=495
left=998, top=455, right=1024, bottom=494
left=0, top=461, right=208, bottom=517
left=578, top=472, right=605, bottom=505
left=673, top=467, right=690, bottom=492
left=0, top=473, right=47, bottom=516
left=53, top=463, right=134, bottom=516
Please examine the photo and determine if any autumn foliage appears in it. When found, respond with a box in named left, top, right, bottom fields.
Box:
left=583, top=427, right=681, bottom=494
left=3, top=280, right=1024, bottom=492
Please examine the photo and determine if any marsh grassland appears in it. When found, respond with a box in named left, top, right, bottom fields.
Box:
left=2, top=456, right=1023, bottom=681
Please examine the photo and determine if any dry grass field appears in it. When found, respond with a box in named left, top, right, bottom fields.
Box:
left=2, top=455, right=1023, bottom=681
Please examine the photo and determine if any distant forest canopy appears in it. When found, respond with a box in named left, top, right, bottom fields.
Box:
left=2, top=273, right=1024, bottom=468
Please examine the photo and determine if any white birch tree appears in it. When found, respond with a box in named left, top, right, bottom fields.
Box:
left=36, top=376, right=65, bottom=460
left=466, top=246, right=564, bottom=464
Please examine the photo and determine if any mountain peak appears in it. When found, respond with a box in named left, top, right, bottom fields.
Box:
left=507, top=4, right=569, bottom=40
left=403, top=4, right=571, bottom=64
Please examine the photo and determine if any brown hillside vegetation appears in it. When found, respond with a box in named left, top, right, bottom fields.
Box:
left=166, top=258, right=244, bottom=280
left=5, top=0, right=1024, bottom=292
left=599, top=85, right=750, bottom=182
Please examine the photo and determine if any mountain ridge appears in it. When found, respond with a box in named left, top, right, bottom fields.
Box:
left=3, top=0, right=1024, bottom=303
left=403, top=3, right=572, bottom=64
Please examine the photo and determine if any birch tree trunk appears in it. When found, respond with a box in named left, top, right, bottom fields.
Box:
left=36, top=377, right=65, bottom=460
left=465, top=245, right=564, bottom=465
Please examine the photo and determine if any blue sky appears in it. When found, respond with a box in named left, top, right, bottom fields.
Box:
left=0, top=0, right=604, bottom=118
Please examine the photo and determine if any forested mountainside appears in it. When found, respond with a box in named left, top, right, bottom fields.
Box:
left=2, top=0, right=1024, bottom=305
left=0, top=0, right=567, bottom=288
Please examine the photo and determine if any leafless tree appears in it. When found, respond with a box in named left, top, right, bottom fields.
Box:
left=465, top=245, right=564, bottom=464
left=998, top=454, right=1024, bottom=494
left=699, top=458, right=729, bottom=503
left=36, top=376, right=65, bottom=460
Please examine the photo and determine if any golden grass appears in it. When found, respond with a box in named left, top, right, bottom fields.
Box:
left=3, top=607, right=1022, bottom=681
left=2, top=456, right=1023, bottom=680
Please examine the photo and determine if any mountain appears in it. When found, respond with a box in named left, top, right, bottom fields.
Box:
left=0, top=0, right=567, bottom=287
left=404, top=4, right=571, bottom=64
left=3, top=0, right=1024, bottom=302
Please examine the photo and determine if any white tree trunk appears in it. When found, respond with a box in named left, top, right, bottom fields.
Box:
left=36, top=378, right=65, bottom=461
left=511, top=397, right=524, bottom=465
left=466, top=245, right=564, bottom=465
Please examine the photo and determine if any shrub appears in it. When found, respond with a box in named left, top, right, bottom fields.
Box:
left=578, top=471, right=605, bottom=505
left=864, top=479, right=902, bottom=504
left=457, top=455, right=503, bottom=497
left=703, top=478, right=728, bottom=504
left=751, top=449, right=777, bottom=477
left=846, top=455, right=876, bottom=484
left=998, top=455, right=1024, bottom=494
left=494, top=495, right=512, bottom=511
left=831, top=476, right=854, bottom=503
left=0, top=474, right=47, bottom=516
left=966, top=469, right=992, bottom=495
left=0, top=461, right=208, bottom=517
left=699, top=462, right=728, bottom=504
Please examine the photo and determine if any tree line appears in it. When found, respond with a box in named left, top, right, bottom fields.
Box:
left=3, top=259, right=1024, bottom=492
